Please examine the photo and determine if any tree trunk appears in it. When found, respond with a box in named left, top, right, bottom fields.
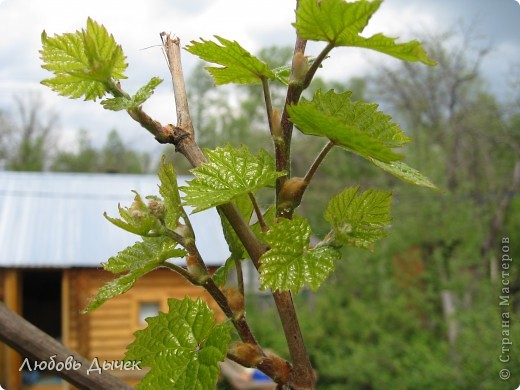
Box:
left=0, top=302, right=133, bottom=390
left=481, top=158, right=520, bottom=282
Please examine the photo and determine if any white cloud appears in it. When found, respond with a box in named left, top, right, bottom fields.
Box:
left=0, top=0, right=517, bottom=155
left=0, top=0, right=292, bottom=152
left=365, top=1, right=440, bottom=39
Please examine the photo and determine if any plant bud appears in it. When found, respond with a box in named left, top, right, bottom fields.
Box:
left=187, top=255, right=209, bottom=283
left=278, top=177, right=308, bottom=211
left=130, top=191, right=147, bottom=211
left=147, top=198, right=166, bottom=219
left=223, top=287, right=244, bottom=319
left=265, top=350, right=290, bottom=383
left=292, top=52, right=308, bottom=83
left=131, top=209, right=146, bottom=219
left=271, top=108, right=283, bottom=142
left=174, top=224, right=195, bottom=244
left=231, top=342, right=263, bottom=367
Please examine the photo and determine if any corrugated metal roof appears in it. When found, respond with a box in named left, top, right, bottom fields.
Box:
left=0, top=171, right=230, bottom=267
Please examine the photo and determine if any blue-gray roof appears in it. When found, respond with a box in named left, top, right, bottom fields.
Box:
left=0, top=171, right=230, bottom=267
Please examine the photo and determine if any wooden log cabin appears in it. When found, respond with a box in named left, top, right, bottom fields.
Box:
left=0, top=171, right=230, bottom=389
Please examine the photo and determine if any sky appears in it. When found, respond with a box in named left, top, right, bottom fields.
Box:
left=0, top=0, right=518, bottom=155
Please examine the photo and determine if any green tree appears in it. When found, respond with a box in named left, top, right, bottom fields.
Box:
left=51, top=129, right=99, bottom=172
left=99, top=129, right=149, bottom=173
left=4, top=94, right=57, bottom=171
left=51, top=129, right=151, bottom=173
left=368, top=27, right=520, bottom=300
left=0, top=109, right=14, bottom=167
left=368, top=29, right=517, bottom=192
left=385, top=28, right=520, bottom=388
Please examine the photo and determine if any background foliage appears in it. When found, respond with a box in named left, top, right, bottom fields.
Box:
left=1, top=14, right=518, bottom=388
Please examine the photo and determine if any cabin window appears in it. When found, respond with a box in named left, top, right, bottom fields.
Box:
left=138, top=301, right=160, bottom=324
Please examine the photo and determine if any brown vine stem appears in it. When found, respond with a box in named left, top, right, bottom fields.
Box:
left=281, top=140, right=335, bottom=221
left=268, top=6, right=315, bottom=388
left=106, top=80, right=176, bottom=144
left=166, top=232, right=270, bottom=372
left=276, top=35, right=307, bottom=215
left=276, top=40, right=334, bottom=196
left=185, top=231, right=263, bottom=351
left=234, top=257, right=245, bottom=298
left=159, top=32, right=315, bottom=389
left=261, top=76, right=275, bottom=137
left=302, top=42, right=334, bottom=89
left=273, top=30, right=318, bottom=388
left=249, top=192, right=268, bottom=232
left=161, top=32, right=194, bottom=136
left=162, top=261, right=200, bottom=285
left=303, top=140, right=335, bottom=185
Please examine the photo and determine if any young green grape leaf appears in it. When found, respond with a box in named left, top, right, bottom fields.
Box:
left=133, top=77, right=163, bottom=105
left=342, top=33, right=437, bottom=66
left=100, top=96, right=133, bottom=111
left=295, top=0, right=382, bottom=43
left=125, top=297, right=232, bottom=389
left=259, top=215, right=340, bottom=292
left=290, top=90, right=439, bottom=190
left=369, top=158, right=440, bottom=191
left=212, top=257, right=238, bottom=287
left=185, top=36, right=275, bottom=85
left=294, top=0, right=436, bottom=66
left=104, top=191, right=159, bottom=236
left=102, top=237, right=184, bottom=274
left=182, top=145, right=285, bottom=213
left=288, top=90, right=406, bottom=163
left=218, top=194, right=254, bottom=260
left=158, top=157, right=183, bottom=229
left=273, top=64, right=295, bottom=86
left=289, top=108, right=398, bottom=162
left=101, top=77, right=163, bottom=111
left=40, top=18, right=127, bottom=101
left=40, top=30, right=107, bottom=101
left=309, top=89, right=410, bottom=148
left=84, top=237, right=186, bottom=312
left=82, top=17, right=127, bottom=80
left=213, top=195, right=253, bottom=286
left=325, top=186, right=392, bottom=250
left=250, top=206, right=276, bottom=240
left=214, top=202, right=274, bottom=287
